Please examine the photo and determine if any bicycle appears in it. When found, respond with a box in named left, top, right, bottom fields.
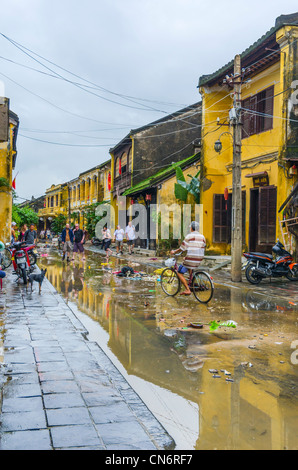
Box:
left=0, top=244, right=13, bottom=269
left=160, top=255, right=214, bottom=303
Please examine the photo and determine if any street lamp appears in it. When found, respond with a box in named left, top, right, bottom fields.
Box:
left=214, top=139, right=222, bottom=153
left=214, top=132, right=234, bottom=154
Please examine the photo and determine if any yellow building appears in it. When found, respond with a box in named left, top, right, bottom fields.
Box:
left=109, top=103, right=202, bottom=250
left=0, top=100, right=19, bottom=243
left=38, top=160, right=111, bottom=231
left=198, top=13, right=298, bottom=255
left=67, top=159, right=111, bottom=226
left=38, top=183, right=68, bottom=231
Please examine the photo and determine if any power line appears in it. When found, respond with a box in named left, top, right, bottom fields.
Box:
left=19, top=133, right=116, bottom=147
left=0, top=32, right=188, bottom=114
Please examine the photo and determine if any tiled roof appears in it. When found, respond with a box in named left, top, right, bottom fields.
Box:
left=198, top=13, right=298, bottom=87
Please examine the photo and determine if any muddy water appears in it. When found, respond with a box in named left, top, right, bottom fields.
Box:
left=39, top=249, right=298, bottom=450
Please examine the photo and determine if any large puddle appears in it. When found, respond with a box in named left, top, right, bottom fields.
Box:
left=39, top=248, right=298, bottom=450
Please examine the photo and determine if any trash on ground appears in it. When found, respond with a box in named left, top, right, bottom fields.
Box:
left=187, top=322, right=204, bottom=329
left=209, top=320, right=237, bottom=332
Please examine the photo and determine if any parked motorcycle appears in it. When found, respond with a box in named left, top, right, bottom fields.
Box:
left=10, top=241, right=36, bottom=284
left=91, top=237, right=102, bottom=246
left=243, top=240, right=298, bottom=284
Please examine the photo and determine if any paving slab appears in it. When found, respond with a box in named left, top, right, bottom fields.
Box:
left=0, top=270, right=175, bottom=450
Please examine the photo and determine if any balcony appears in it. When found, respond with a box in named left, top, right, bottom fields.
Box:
left=113, top=172, right=131, bottom=194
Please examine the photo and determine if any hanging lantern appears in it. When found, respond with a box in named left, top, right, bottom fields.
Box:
left=224, top=187, right=229, bottom=210
left=108, top=172, right=111, bottom=191
left=145, top=194, right=152, bottom=201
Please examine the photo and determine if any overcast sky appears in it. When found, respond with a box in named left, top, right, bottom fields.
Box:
left=1, top=0, right=297, bottom=202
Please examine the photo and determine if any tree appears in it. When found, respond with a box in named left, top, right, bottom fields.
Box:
left=12, top=204, right=39, bottom=227
left=51, top=214, right=67, bottom=234
left=175, top=167, right=200, bottom=204
left=85, top=203, right=106, bottom=238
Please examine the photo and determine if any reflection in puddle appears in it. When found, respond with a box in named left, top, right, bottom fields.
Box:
left=39, top=251, right=298, bottom=450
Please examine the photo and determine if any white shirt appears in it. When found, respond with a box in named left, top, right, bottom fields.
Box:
left=126, top=225, right=135, bottom=240
left=114, top=229, right=124, bottom=241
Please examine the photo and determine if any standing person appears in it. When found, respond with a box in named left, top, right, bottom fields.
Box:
left=24, top=224, right=37, bottom=246
left=73, top=223, right=85, bottom=261
left=171, top=221, right=206, bottom=296
left=18, top=224, right=27, bottom=242
left=61, top=223, right=74, bottom=262
left=125, top=221, right=135, bottom=255
left=11, top=222, right=17, bottom=244
left=101, top=227, right=113, bottom=258
left=113, top=225, right=124, bottom=256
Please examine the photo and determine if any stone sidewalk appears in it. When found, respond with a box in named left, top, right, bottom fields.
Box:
left=0, top=271, right=174, bottom=450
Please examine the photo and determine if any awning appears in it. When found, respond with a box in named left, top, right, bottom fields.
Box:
left=245, top=171, right=268, bottom=178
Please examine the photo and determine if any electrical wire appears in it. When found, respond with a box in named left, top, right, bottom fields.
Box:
left=18, top=133, right=117, bottom=147
left=0, top=32, right=193, bottom=114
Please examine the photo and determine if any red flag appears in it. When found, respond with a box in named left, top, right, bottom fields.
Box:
left=108, top=172, right=111, bottom=191
left=12, top=177, right=16, bottom=190
left=119, top=158, right=122, bottom=175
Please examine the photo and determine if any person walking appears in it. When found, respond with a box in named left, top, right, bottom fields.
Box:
left=101, top=226, right=113, bottom=258
left=73, top=223, right=85, bottom=261
left=125, top=221, right=135, bottom=255
left=24, top=224, right=37, bottom=246
left=61, top=223, right=74, bottom=262
left=113, top=225, right=124, bottom=255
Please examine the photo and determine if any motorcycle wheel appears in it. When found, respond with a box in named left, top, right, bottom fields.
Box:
left=21, top=267, right=27, bottom=285
left=286, top=266, right=298, bottom=281
left=245, top=263, right=262, bottom=284
left=28, top=252, right=37, bottom=266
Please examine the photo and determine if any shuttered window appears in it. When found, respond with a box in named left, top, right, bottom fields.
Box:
left=242, top=86, right=274, bottom=138
left=213, top=192, right=246, bottom=244
left=258, top=186, right=277, bottom=245
left=213, top=194, right=228, bottom=243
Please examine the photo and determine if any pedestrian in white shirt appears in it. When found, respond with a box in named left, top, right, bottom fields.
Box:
left=113, top=225, right=124, bottom=255
left=125, top=221, right=135, bottom=255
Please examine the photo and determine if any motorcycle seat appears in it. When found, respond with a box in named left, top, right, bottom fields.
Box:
left=250, top=252, right=273, bottom=260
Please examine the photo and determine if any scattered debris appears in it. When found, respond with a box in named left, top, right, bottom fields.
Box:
left=187, top=322, right=204, bottom=329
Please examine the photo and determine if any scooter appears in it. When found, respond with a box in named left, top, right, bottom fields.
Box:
left=91, top=237, right=102, bottom=246
left=10, top=242, right=35, bottom=284
left=243, top=240, right=298, bottom=284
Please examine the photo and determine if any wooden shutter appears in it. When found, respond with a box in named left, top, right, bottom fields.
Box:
left=263, top=86, right=274, bottom=131
left=249, top=95, right=258, bottom=136
left=213, top=194, right=228, bottom=243
left=242, top=98, right=251, bottom=138
left=258, top=186, right=277, bottom=245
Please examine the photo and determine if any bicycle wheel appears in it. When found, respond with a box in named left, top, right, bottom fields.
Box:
left=192, top=271, right=214, bottom=303
left=1, top=248, right=12, bottom=269
left=161, top=268, right=181, bottom=296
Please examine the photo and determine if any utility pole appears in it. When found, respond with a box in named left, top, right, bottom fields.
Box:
left=231, top=54, right=242, bottom=282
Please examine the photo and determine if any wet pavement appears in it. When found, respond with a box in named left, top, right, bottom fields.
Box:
left=1, top=245, right=298, bottom=450
left=0, top=269, right=174, bottom=450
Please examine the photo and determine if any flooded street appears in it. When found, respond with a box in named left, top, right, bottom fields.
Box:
left=38, top=248, right=298, bottom=450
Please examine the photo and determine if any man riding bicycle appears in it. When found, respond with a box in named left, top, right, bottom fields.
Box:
left=171, top=221, right=206, bottom=296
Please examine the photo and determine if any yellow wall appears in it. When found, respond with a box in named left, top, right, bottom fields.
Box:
left=0, top=120, right=17, bottom=243
left=199, top=28, right=298, bottom=255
